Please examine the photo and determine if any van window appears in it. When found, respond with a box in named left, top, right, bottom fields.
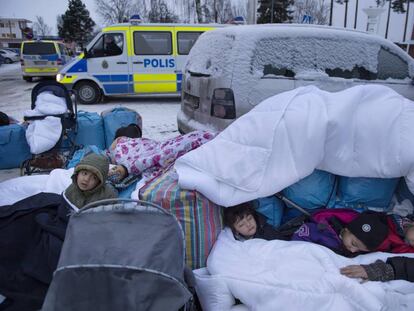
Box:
left=89, top=33, right=124, bottom=58
left=377, top=47, right=409, bottom=80
left=23, top=42, right=56, bottom=55
left=253, top=36, right=380, bottom=80
left=134, top=31, right=172, bottom=55
left=325, top=66, right=376, bottom=80
left=177, top=31, right=203, bottom=55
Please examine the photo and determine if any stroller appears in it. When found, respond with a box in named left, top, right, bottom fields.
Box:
left=42, top=199, right=196, bottom=311
left=21, top=81, right=78, bottom=175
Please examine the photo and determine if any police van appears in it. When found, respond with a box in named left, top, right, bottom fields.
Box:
left=21, top=40, right=72, bottom=82
left=57, top=18, right=220, bottom=104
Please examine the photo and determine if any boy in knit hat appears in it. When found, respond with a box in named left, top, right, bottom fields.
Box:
left=65, top=153, right=118, bottom=209
left=292, top=209, right=414, bottom=256
left=339, top=212, right=389, bottom=254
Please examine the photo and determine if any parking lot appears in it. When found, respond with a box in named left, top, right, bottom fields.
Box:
left=0, top=63, right=181, bottom=181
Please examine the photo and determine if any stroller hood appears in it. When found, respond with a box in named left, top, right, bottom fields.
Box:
left=42, top=200, right=192, bottom=311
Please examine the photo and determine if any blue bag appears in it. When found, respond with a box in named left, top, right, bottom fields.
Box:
left=282, top=170, right=337, bottom=209
left=253, top=196, right=284, bottom=228
left=0, top=124, right=32, bottom=169
left=75, top=111, right=105, bottom=149
left=336, top=176, right=399, bottom=211
left=66, top=145, right=105, bottom=169
left=101, top=107, right=142, bottom=148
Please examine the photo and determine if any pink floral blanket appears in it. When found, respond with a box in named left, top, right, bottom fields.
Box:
left=107, top=130, right=216, bottom=179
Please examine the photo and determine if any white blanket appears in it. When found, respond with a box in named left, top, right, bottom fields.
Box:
left=0, top=168, right=73, bottom=206
left=24, top=91, right=68, bottom=154
left=26, top=116, right=62, bottom=154
left=24, top=91, right=67, bottom=117
left=207, top=229, right=414, bottom=311
left=175, top=85, right=414, bottom=206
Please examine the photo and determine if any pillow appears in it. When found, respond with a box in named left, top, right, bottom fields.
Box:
left=193, top=268, right=235, bottom=311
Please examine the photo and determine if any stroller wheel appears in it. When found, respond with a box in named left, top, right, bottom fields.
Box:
left=75, top=81, right=101, bottom=105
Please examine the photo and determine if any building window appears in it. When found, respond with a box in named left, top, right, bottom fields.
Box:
left=1, top=34, right=5, bottom=38
left=0, top=23, right=4, bottom=28
left=12, top=34, right=16, bottom=38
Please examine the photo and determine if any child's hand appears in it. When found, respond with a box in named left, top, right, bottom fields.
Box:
left=340, top=265, right=368, bottom=279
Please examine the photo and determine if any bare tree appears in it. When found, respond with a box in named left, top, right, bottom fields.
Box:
left=33, top=16, right=52, bottom=36
left=148, top=0, right=179, bottom=22
left=95, top=0, right=140, bottom=25
left=292, top=0, right=330, bottom=24
left=200, top=0, right=247, bottom=23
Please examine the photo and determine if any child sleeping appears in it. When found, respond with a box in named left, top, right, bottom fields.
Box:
left=291, top=209, right=414, bottom=256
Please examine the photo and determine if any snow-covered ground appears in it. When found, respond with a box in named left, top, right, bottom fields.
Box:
left=0, top=63, right=181, bottom=182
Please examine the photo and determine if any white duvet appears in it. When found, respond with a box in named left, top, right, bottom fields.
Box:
left=207, top=229, right=414, bottom=311
left=175, top=85, right=414, bottom=206
left=0, top=168, right=73, bottom=206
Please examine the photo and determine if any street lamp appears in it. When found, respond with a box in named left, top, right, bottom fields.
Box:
left=329, top=0, right=334, bottom=26
left=271, top=0, right=274, bottom=23
left=385, top=0, right=392, bottom=39
left=354, top=0, right=359, bottom=29
left=344, top=0, right=349, bottom=28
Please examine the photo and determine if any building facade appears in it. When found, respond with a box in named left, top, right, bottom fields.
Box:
left=0, top=18, right=32, bottom=48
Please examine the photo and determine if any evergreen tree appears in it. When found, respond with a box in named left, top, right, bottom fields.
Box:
left=257, top=0, right=294, bottom=24
left=58, top=0, right=95, bottom=48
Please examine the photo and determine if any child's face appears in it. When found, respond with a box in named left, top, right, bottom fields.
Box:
left=405, top=226, right=414, bottom=247
left=77, top=170, right=99, bottom=191
left=341, top=228, right=369, bottom=253
left=233, top=214, right=257, bottom=239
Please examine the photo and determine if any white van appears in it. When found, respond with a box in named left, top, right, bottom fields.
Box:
left=21, top=40, right=72, bottom=82
left=178, top=24, right=414, bottom=133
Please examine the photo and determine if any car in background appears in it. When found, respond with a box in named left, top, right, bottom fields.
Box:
left=0, top=49, right=19, bottom=63
left=178, top=24, right=414, bottom=134
left=0, top=54, right=4, bottom=66
left=3, top=48, right=21, bottom=56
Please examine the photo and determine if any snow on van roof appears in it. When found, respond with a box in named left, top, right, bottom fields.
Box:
left=186, top=24, right=414, bottom=110
left=186, top=24, right=414, bottom=78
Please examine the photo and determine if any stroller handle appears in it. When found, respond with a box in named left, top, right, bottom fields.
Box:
left=78, top=198, right=169, bottom=215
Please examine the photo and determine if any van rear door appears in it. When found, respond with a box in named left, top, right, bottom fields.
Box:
left=86, top=32, right=131, bottom=94
left=22, top=41, right=59, bottom=75
left=130, top=28, right=178, bottom=94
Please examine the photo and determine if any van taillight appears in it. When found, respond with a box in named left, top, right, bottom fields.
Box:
left=57, top=58, right=63, bottom=65
left=20, top=59, right=24, bottom=66
left=211, top=88, right=236, bottom=119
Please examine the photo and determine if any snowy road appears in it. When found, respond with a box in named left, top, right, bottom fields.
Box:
left=0, top=63, right=181, bottom=181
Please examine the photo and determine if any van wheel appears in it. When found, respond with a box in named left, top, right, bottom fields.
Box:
left=75, top=81, right=102, bottom=105
left=23, top=76, right=33, bottom=82
left=4, top=58, right=12, bottom=64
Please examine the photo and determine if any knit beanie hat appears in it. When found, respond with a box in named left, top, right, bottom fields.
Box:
left=73, top=153, right=110, bottom=185
left=346, top=212, right=389, bottom=251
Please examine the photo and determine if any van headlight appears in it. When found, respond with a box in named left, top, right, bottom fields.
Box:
left=211, top=88, right=236, bottom=119
left=56, top=73, right=65, bottom=82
